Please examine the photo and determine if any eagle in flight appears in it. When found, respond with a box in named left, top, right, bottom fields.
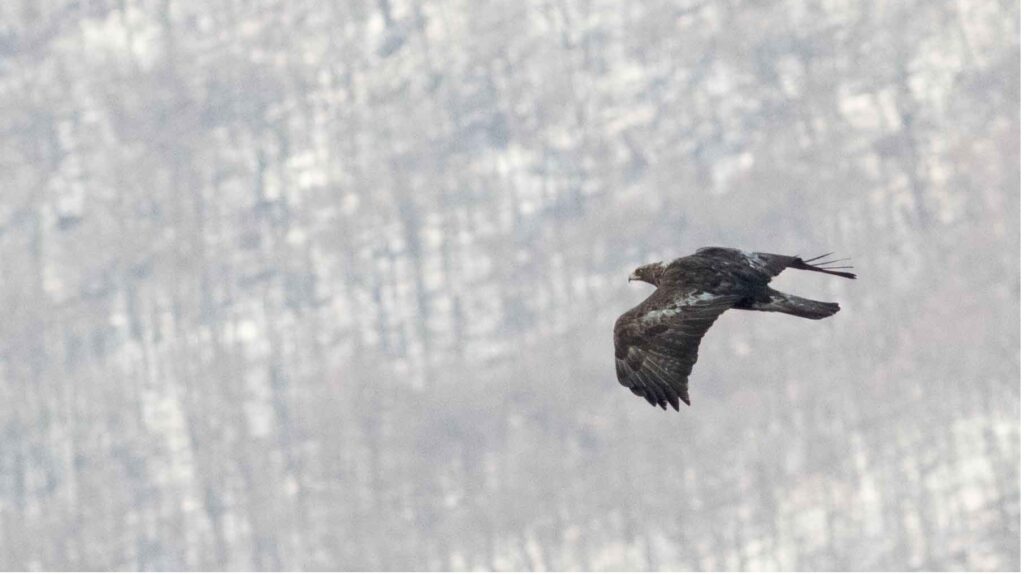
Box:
left=613, top=247, right=855, bottom=410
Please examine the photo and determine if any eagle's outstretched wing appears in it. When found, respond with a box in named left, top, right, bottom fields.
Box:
left=694, top=246, right=856, bottom=280
left=613, top=290, right=742, bottom=410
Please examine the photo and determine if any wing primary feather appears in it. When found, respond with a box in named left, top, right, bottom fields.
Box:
left=644, top=365, right=680, bottom=411
left=642, top=356, right=687, bottom=410
left=637, top=371, right=669, bottom=409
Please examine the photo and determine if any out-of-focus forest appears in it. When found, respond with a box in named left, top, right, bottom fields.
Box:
left=0, top=0, right=1019, bottom=570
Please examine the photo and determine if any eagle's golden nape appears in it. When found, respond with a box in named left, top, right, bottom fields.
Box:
left=613, top=247, right=856, bottom=411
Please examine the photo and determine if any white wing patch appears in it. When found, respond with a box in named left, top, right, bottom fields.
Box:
left=681, top=291, right=718, bottom=305
left=742, top=251, right=768, bottom=271
left=641, top=308, right=679, bottom=323
left=640, top=291, right=718, bottom=323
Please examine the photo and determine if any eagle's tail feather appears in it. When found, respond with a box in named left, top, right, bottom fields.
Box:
left=790, top=254, right=857, bottom=279
left=754, top=290, right=840, bottom=320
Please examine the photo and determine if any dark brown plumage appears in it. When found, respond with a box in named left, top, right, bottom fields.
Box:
left=613, top=247, right=856, bottom=411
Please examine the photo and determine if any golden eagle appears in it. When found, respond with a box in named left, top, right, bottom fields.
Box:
left=614, top=247, right=855, bottom=410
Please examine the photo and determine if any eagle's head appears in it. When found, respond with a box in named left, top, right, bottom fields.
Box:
left=629, top=262, right=666, bottom=286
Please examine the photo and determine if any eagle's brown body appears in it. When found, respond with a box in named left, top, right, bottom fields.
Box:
left=614, top=247, right=855, bottom=410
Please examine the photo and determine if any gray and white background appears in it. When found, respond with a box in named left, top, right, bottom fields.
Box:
left=0, top=0, right=1019, bottom=570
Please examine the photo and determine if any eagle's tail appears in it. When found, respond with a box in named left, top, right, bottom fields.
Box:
left=789, top=253, right=857, bottom=279
left=753, top=290, right=840, bottom=320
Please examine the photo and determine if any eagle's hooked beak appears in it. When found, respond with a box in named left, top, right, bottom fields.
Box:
left=628, top=273, right=640, bottom=283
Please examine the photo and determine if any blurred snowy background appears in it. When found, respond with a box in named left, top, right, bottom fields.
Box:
left=0, top=0, right=1019, bottom=570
